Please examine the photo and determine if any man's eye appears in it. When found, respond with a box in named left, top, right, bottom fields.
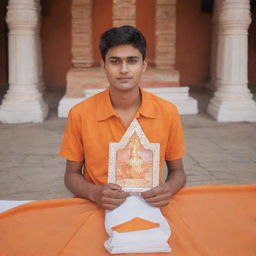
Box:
left=110, top=59, right=120, bottom=64
left=128, top=59, right=138, bottom=64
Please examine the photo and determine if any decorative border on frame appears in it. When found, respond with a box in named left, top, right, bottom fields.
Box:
left=108, top=118, right=160, bottom=193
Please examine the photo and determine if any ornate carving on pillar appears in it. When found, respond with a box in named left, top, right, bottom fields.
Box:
left=72, top=0, right=94, bottom=67
left=112, top=0, right=136, bottom=27
left=207, top=0, right=256, bottom=122
left=0, top=0, right=48, bottom=123
left=155, top=0, right=176, bottom=70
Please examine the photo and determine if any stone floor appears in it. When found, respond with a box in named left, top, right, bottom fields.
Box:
left=0, top=89, right=256, bottom=200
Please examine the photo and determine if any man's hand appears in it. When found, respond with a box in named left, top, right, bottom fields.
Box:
left=64, top=160, right=129, bottom=210
left=94, top=183, right=129, bottom=210
left=141, top=182, right=172, bottom=207
left=141, top=159, right=186, bottom=208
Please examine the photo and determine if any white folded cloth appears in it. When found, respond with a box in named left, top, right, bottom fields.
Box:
left=104, top=195, right=171, bottom=254
left=0, top=200, right=34, bottom=212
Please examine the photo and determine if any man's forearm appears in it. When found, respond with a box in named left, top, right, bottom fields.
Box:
left=64, top=172, right=101, bottom=202
left=165, top=168, right=186, bottom=197
left=65, top=172, right=129, bottom=210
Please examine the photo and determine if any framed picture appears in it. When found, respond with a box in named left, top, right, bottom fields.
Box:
left=108, top=119, right=160, bottom=193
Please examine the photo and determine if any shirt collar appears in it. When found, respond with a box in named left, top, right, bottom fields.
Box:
left=96, top=88, right=117, bottom=121
left=135, top=88, right=157, bottom=119
left=96, top=87, right=157, bottom=121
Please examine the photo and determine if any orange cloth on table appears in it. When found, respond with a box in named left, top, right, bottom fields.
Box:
left=0, top=185, right=256, bottom=255
left=59, top=87, right=185, bottom=186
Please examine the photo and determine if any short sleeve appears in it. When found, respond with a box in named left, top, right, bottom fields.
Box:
left=165, top=107, right=185, bottom=161
left=59, top=108, right=84, bottom=161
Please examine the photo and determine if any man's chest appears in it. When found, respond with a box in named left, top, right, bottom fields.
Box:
left=81, top=117, right=170, bottom=163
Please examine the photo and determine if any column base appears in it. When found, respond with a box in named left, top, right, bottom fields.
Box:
left=205, top=79, right=217, bottom=92
left=58, top=87, right=198, bottom=117
left=0, top=99, right=49, bottom=123
left=207, top=99, right=256, bottom=122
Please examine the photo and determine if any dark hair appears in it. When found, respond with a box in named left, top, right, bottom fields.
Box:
left=99, top=25, right=147, bottom=61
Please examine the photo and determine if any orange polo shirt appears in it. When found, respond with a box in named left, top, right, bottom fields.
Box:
left=60, top=88, right=185, bottom=186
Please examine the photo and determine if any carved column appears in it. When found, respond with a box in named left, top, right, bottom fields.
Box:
left=0, top=0, right=48, bottom=123
left=207, top=0, right=222, bottom=90
left=207, top=0, right=256, bottom=121
left=155, top=0, right=176, bottom=70
left=72, top=0, right=94, bottom=67
left=36, top=4, right=44, bottom=93
left=112, top=0, right=136, bottom=27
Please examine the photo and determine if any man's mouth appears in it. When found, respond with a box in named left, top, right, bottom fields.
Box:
left=117, top=77, right=132, bottom=81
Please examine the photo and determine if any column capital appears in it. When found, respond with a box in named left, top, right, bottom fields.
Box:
left=219, top=0, right=251, bottom=31
left=6, top=0, right=40, bottom=31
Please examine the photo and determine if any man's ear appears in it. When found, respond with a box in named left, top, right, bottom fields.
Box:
left=143, top=59, right=147, bottom=72
left=101, top=60, right=105, bottom=71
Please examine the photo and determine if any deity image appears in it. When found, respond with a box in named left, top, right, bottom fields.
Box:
left=116, top=132, right=153, bottom=188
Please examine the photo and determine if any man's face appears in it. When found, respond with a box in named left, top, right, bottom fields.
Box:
left=103, top=44, right=147, bottom=92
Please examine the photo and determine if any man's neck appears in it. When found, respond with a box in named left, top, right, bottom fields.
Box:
left=109, top=87, right=141, bottom=111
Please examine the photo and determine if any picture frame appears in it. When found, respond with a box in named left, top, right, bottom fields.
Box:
left=108, top=119, right=160, bottom=193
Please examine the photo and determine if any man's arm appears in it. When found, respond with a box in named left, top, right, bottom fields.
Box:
left=64, top=160, right=129, bottom=210
left=141, top=158, right=186, bottom=207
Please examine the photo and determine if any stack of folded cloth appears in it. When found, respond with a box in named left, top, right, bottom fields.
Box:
left=104, top=195, right=171, bottom=254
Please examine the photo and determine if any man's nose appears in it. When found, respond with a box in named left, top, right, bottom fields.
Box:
left=120, top=61, right=128, bottom=73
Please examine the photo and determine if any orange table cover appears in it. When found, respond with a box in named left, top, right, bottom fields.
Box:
left=0, top=185, right=255, bottom=256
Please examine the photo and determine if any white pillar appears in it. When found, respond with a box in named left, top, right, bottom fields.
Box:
left=0, top=0, right=48, bottom=123
left=36, top=4, right=44, bottom=93
left=207, top=0, right=222, bottom=91
left=207, top=0, right=256, bottom=122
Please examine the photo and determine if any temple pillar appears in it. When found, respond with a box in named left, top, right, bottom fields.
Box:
left=207, top=0, right=256, bottom=121
left=112, top=0, right=136, bottom=27
left=35, top=2, right=44, bottom=93
left=58, top=0, right=106, bottom=117
left=65, top=0, right=95, bottom=98
left=155, top=0, right=176, bottom=69
left=72, top=0, right=94, bottom=68
left=151, top=0, right=198, bottom=115
left=207, top=0, right=222, bottom=90
left=0, top=0, right=48, bottom=123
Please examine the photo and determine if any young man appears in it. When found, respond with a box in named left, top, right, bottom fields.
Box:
left=60, top=25, right=186, bottom=210
left=1, top=25, right=255, bottom=256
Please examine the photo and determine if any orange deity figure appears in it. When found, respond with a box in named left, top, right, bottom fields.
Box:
left=115, top=132, right=153, bottom=188
left=128, top=134, right=144, bottom=174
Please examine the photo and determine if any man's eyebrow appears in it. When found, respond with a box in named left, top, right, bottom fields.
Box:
left=108, top=56, right=140, bottom=59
